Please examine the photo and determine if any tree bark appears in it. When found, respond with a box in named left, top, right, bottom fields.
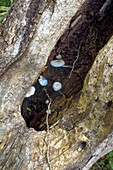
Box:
left=0, top=0, right=113, bottom=170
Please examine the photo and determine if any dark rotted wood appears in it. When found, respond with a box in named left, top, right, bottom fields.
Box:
left=21, top=0, right=113, bottom=131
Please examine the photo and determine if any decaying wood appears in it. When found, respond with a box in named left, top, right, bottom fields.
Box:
left=21, top=0, right=113, bottom=131
left=0, top=0, right=113, bottom=170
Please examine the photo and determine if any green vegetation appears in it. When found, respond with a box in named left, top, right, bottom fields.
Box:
left=90, top=150, right=113, bottom=170
left=0, top=0, right=13, bottom=24
left=109, top=150, right=113, bottom=169
left=27, top=107, right=31, bottom=112
left=0, top=0, right=13, bottom=7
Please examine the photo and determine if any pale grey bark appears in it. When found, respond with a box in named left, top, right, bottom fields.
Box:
left=83, top=131, right=113, bottom=170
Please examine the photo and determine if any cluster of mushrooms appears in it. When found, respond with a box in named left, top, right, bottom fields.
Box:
left=25, top=54, right=72, bottom=98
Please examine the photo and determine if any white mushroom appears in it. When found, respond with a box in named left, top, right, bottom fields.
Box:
left=50, top=59, right=72, bottom=68
left=25, top=86, right=36, bottom=98
left=45, top=100, right=49, bottom=105
left=56, top=54, right=62, bottom=59
left=52, top=82, right=62, bottom=91
left=46, top=110, right=51, bottom=114
left=50, top=59, right=65, bottom=67
left=38, top=75, right=48, bottom=86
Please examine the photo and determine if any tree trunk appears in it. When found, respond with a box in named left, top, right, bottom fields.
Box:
left=0, top=0, right=113, bottom=170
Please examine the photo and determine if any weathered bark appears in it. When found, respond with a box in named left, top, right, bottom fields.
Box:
left=21, top=0, right=113, bottom=131
left=0, top=0, right=113, bottom=170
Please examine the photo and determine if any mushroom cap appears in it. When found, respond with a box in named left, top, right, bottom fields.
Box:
left=50, top=59, right=65, bottom=67
left=52, top=82, right=62, bottom=91
left=38, top=75, right=48, bottom=86
left=56, top=54, right=62, bottom=59
left=25, top=86, right=35, bottom=98
left=45, top=100, right=49, bottom=104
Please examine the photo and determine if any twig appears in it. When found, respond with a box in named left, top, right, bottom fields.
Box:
left=44, top=88, right=52, bottom=170
left=69, top=42, right=81, bottom=78
left=97, top=0, right=112, bottom=21
left=49, top=121, right=59, bottom=129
